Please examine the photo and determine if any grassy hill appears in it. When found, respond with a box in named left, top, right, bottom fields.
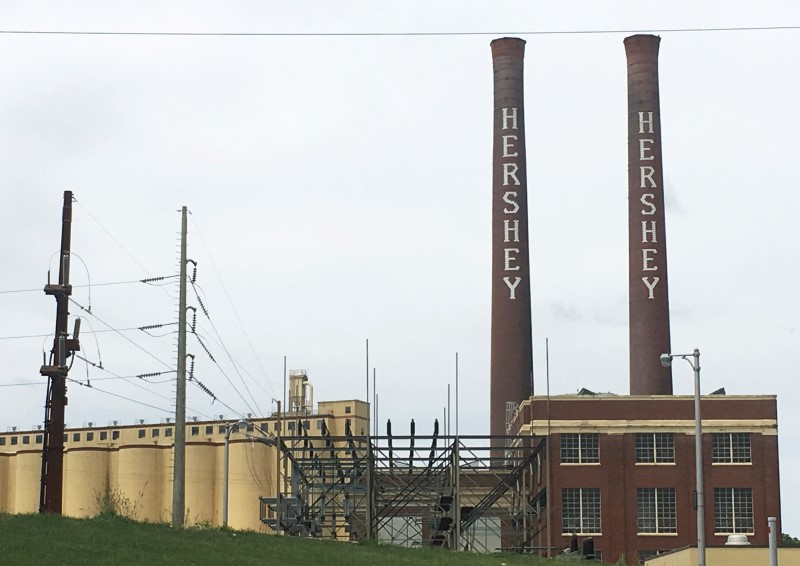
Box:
left=0, top=513, right=570, bottom=565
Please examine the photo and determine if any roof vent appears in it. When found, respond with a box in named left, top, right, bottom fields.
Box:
left=725, top=534, right=751, bottom=546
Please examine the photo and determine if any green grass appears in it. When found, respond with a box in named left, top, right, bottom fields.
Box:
left=0, top=513, right=572, bottom=566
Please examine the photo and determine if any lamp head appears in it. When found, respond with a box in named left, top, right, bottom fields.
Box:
left=659, top=353, right=673, bottom=368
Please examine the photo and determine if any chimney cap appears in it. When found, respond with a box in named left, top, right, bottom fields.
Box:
left=490, top=37, right=526, bottom=58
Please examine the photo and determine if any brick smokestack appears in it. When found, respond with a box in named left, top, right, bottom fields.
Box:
left=490, top=37, right=533, bottom=441
left=625, top=35, right=673, bottom=394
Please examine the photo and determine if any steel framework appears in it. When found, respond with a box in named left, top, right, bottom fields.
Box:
left=260, top=421, right=549, bottom=555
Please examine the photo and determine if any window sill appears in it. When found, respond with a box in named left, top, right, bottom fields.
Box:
left=711, top=462, right=752, bottom=466
left=562, top=533, right=602, bottom=537
left=715, top=532, right=754, bottom=537
left=560, top=462, right=601, bottom=466
left=637, top=532, right=678, bottom=537
left=634, top=462, right=676, bottom=466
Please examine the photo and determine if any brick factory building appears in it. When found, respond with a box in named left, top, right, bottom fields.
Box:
left=509, top=393, right=781, bottom=563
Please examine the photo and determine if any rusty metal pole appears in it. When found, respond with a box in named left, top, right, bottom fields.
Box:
left=39, top=190, right=74, bottom=514
left=625, top=35, right=673, bottom=395
left=490, top=37, right=534, bottom=453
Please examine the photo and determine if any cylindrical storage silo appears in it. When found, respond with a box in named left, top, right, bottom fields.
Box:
left=63, top=448, right=110, bottom=517
left=223, top=439, right=273, bottom=531
left=116, top=445, right=164, bottom=522
left=185, top=443, right=217, bottom=526
left=13, top=451, right=41, bottom=513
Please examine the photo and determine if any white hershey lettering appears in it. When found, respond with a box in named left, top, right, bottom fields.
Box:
left=502, top=135, right=518, bottom=158
left=642, top=248, right=658, bottom=271
left=641, top=221, right=657, bottom=243
left=640, top=193, right=656, bottom=215
left=504, top=219, right=520, bottom=243
left=642, top=276, right=660, bottom=299
left=503, top=277, right=522, bottom=300
left=504, top=248, right=520, bottom=271
left=503, top=163, right=520, bottom=186
left=638, top=111, right=654, bottom=134
left=503, top=192, right=519, bottom=214
left=640, top=166, right=656, bottom=188
left=639, top=139, right=655, bottom=161
left=502, top=107, right=518, bottom=130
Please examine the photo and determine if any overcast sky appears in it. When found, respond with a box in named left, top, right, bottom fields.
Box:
left=1, top=1, right=798, bottom=533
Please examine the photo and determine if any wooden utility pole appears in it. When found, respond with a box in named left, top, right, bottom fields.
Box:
left=39, top=190, right=80, bottom=513
left=171, top=206, right=188, bottom=528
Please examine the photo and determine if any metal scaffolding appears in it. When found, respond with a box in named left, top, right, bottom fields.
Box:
left=260, top=422, right=549, bottom=555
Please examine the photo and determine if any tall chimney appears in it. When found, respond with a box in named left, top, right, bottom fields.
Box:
left=490, top=37, right=533, bottom=442
left=625, top=35, right=673, bottom=394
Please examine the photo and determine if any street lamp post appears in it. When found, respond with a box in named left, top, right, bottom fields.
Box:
left=223, top=419, right=250, bottom=528
left=660, top=348, right=704, bottom=566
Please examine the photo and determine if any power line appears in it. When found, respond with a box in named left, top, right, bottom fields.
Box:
left=190, top=216, right=280, bottom=401
left=0, top=25, right=798, bottom=37
left=0, top=323, right=177, bottom=341
left=190, top=321, right=275, bottom=401
left=188, top=281, right=262, bottom=416
left=73, top=201, right=174, bottom=303
left=70, top=298, right=176, bottom=372
left=72, top=354, right=215, bottom=419
left=66, top=377, right=173, bottom=414
left=0, top=276, right=178, bottom=295
left=0, top=371, right=178, bottom=388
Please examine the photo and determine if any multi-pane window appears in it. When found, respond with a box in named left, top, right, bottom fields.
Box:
left=637, top=488, right=677, bottom=533
left=561, top=434, right=600, bottom=464
left=562, top=488, right=601, bottom=534
left=165, top=428, right=173, bottom=437
left=714, top=488, right=753, bottom=534
left=100, top=431, right=108, bottom=441
left=712, top=433, right=751, bottom=463
left=636, top=433, right=674, bottom=463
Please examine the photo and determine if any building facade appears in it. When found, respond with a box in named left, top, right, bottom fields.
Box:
left=0, top=398, right=369, bottom=531
left=513, top=394, right=781, bottom=564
